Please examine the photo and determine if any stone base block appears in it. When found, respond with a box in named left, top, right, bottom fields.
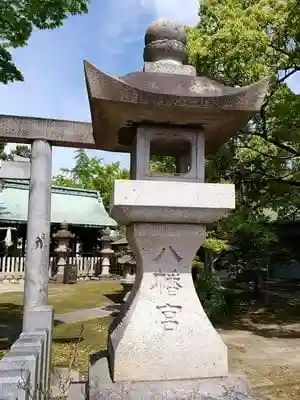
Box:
left=120, top=280, right=134, bottom=302
left=64, top=265, right=78, bottom=284
left=89, top=354, right=253, bottom=400
left=98, top=274, right=111, bottom=281
left=52, top=273, right=64, bottom=284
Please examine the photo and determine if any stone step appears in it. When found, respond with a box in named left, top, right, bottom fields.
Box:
left=67, top=381, right=87, bottom=400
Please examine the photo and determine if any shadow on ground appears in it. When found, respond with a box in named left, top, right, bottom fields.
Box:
left=53, top=336, right=84, bottom=344
left=104, top=291, right=124, bottom=305
left=217, top=280, right=300, bottom=338
left=0, top=303, right=23, bottom=350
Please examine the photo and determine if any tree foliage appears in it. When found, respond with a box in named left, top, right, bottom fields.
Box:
left=0, top=0, right=89, bottom=83
left=187, top=0, right=300, bottom=273
left=52, top=149, right=129, bottom=209
left=9, top=144, right=31, bottom=159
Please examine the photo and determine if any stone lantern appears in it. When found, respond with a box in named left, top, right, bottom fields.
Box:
left=99, top=227, right=114, bottom=278
left=118, top=246, right=136, bottom=302
left=86, top=19, right=269, bottom=399
left=52, top=222, right=75, bottom=284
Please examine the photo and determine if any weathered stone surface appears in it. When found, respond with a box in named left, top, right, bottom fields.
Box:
left=53, top=222, right=75, bottom=284
left=68, top=381, right=87, bottom=400
left=0, top=308, right=53, bottom=399
left=130, top=125, right=205, bottom=182
left=26, top=306, right=54, bottom=391
left=0, top=369, right=30, bottom=400
left=143, top=19, right=196, bottom=76
left=84, top=18, right=270, bottom=154
left=110, top=180, right=235, bottom=225
left=144, top=19, right=187, bottom=65
left=0, top=351, right=39, bottom=397
left=90, top=17, right=262, bottom=398
left=144, top=61, right=196, bottom=75
left=12, top=337, right=44, bottom=387
left=85, top=60, right=270, bottom=153
left=99, top=228, right=114, bottom=277
left=23, top=140, right=52, bottom=332
left=107, top=223, right=227, bottom=382
left=89, top=356, right=252, bottom=400
left=0, top=115, right=94, bottom=148
left=64, top=264, right=78, bottom=284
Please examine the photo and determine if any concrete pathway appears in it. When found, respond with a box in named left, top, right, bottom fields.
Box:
left=55, top=303, right=121, bottom=325
left=0, top=283, right=24, bottom=293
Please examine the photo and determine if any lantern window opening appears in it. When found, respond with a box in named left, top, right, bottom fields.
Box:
left=148, top=136, right=192, bottom=177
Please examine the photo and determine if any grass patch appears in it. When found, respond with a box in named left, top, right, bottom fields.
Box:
left=52, top=317, right=110, bottom=373
left=0, top=281, right=122, bottom=358
left=0, top=280, right=123, bottom=315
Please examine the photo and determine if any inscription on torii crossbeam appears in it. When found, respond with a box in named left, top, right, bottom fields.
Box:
left=0, top=115, right=95, bottom=148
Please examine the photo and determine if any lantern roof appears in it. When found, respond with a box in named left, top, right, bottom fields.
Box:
left=85, top=18, right=270, bottom=154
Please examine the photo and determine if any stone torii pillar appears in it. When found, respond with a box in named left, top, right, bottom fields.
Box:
left=0, top=154, right=49, bottom=316
left=0, top=118, right=94, bottom=396
left=0, top=141, right=53, bottom=331
left=0, top=117, right=94, bottom=331
left=22, top=140, right=52, bottom=331
left=0, top=146, right=53, bottom=396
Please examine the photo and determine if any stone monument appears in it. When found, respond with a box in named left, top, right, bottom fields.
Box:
left=118, top=246, right=136, bottom=302
left=99, top=227, right=114, bottom=278
left=52, top=222, right=76, bottom=283
left=86, top=19, right=270, bottom=399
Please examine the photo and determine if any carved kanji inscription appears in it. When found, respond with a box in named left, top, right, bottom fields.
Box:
left=165, top=270, right=182, bottom=295
left=153, top=246, right=183, bottom=263
left=150, top=269, right=183, bottom=295
left=156, top=303, right=182, bottom=331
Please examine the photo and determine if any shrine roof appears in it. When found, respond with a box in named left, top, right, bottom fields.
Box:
left=0, top=180, right=116, bottom=228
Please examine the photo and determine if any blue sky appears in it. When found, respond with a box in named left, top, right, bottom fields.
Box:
left=0, top=0, right=299, bottom=174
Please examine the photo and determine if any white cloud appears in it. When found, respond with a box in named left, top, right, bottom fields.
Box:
left=142, top=0, right=199, bottom=25
left=0, top=0, right=200, bottom=173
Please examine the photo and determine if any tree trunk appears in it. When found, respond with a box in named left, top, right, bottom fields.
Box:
left=204, top=248, right=218, bottom=278
left=253, top=270, right=264, bottom=304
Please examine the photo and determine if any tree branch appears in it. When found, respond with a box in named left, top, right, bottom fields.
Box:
left=269, top=43, right=293, bottom=58
left=239, top=144, right=299, bottom=160
left=252, top=130, right=300, bottom=156
left=270, top=177, right=300, bottom=187
left=261, top=67, right=299, bottom=120
left=252, top=166, right=300, bottom=187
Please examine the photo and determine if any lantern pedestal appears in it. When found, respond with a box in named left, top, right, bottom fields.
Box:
left=88, top=181, right=252, bottom=398
left=109, top=181, right=234, bottom=381
left=89, top=357, right=251, bottom=400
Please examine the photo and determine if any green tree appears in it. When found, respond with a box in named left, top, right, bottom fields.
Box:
left=188, top=0, right=300, bottom=241
left=8, top=144, right=31, bottom=159
left=186, top=0, right=300, bottom=284
left=187, top=0, right=299, bottom=196
left=0, top=144, right=9, bottom=160
left=0, top=0, right=89, bottom=83
left=52, top=149, right=129, bottom=209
